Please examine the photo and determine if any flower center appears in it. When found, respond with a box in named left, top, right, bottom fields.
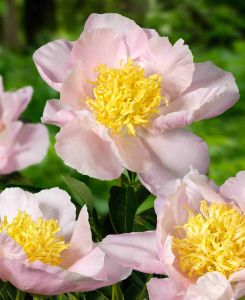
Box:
left=172, top=200, right=245, bottom=279
left=0, top=211, right=69, bottom=265
left=86, top=59, right=163, bottom=135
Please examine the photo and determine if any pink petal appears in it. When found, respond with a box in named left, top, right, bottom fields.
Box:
left=142, top=37, right=194, bottom=99
left=71, top=27, right=127, bottom=71
left=138, top=129, right=209, bottom=196
left=0, top=259, right=82, bottom=295
left=2, top=123, right=49, bottom=174
left=61, top=206, right=93, bottom=268
left=112, top=134, right=151, bottom=173
left=68, top=247, right=105, bottom=277
left=0, top=122, right=23, bottom=173
left=0, top=232, right=27, bottom=261
left=34, top=188, right=76, bottom=241
left=143, top=28, right=159, bottom=39
left=220, top=171, right=245, bottom=213
left=41, top=99, right=76, bottom=127
left=33, top=39, right=73, bottom=91
left=0, top=188, right=42, bottom=222
left=155, top=62, right=239, bottom=131
left=60, top=63, right=93, bottom=110
left=100, top=231, right=165, bottom=274
left=0, top=87, right=32, bottom=123
left=185, top=272, right=234, bottom=300
left=84, top=13, right=148, bottom=58
left=94, top=255, right=132, bottom=283
left=55, top=117, right=124, bottom=180
left=147, top=278, right=183, bottom=300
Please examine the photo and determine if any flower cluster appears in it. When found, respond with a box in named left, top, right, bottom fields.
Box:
left=0, top=12, right=243, bottom=300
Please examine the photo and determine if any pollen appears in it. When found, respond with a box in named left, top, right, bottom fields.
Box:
left=0, top=211, right=69, bottom=266
left=86, top=59, right=163, bottom=135
left=172, top=200, right=245, bottom=279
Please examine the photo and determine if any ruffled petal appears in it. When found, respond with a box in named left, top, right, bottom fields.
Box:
left=142, top=37, right=194, bottom=99
left=0, top=232, right=27, bottom=261
left=35, top=188, right=76, bottom=241
left=100, top=231, right=165, bottom=274
left=147, top=278, right=183, bottom=300
left=41, top=99, right=76, bottom=127
left=61, top=206, right=93, bottom=267
left=55, top=116, right=124, bottom=180
left=0, top=188, right=42, bottom=222
left=138, top=129, right=209, bottom=196
left=185, top=272, right=234, bottom=300
left=220, top=171, right=245, bottom=213
left=112, top=134, right=151, bottom=173
left=154, top=62, right=239, bottom=132
left=0, top=87, right=32, bottom=123
left=1, top=123, right=49, bottom=174
left=84, top=13, right=148, bottom=58
left=33, top=39, right=73, bottom=91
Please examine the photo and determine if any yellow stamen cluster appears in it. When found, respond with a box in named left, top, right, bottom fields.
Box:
left=87, top=59, right=163, bottom=135
left=172, top=201, right=245, bottom=279
left=0, top=211, right=69, bottom=265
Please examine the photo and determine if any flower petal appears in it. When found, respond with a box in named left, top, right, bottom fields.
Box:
left=2, top=123, right=49, bottom=174
left=61, top=206, right=93, bottom=267
left=100, top=231, right=165, bottom=274
left=0, top=188, right=42, bottom=222
left=68, top=247, right=105, bottom=277
left=155, top=62, right=239, bottom=131
left=112, top=134, right=151, bottom=173
left=142, top=37, right=194, bottom=99
left=84, top=13, right=148, bottom=58
left=41, top=99, right=76, bottom=127
left=71, top=28, right=127, bottom=71
left=34, top=188, right=76, bottom=241
left=55, top=116, right=124, bottom=180
left=138, top=129, right=209, bottom=196
left=185, top=272, right=234, bottom=300
left=33, top=39, right=73, bottom=91
left=220, top=171, right=245, bottom=213
left=0, top=232, right=27, bottom=261
left=147, top=278, right=182, bottom=300
left=0, top=87, right=33, bottom=123
left=0, top=259, right=82, bottom=295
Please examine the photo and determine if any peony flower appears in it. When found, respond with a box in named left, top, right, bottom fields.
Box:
left=34, top=13, right=238, bottom=194
left=99, top=170, right=245, bottom=300
left=0, top=187, right=131, bottom=295
left=0, top=76, right=49, bottom=174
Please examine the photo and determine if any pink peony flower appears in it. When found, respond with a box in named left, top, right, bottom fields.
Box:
left=99, top=170, right=245, bottom=300
left=34, top=13, right=238, bottom=194
left=0, top=187, right=131, bottom=295
left=0, top=76, right=49, bottom=174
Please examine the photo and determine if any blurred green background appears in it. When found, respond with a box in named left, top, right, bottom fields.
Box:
left=0, top=0, right=244, bottom=214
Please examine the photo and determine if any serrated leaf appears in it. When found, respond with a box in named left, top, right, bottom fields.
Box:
left=62, top=176, right=93, bottom=211
left=109, top=186, right=137, bottom=233
left=136, top=195, right=155, bottom=214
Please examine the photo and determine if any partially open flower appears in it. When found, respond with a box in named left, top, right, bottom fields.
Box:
left=100, top=170, right=245, bottom=300
left=34, top=13, right=238, bottom=194
left=0, top=188, right=131, bottom=295
left=0, top=76, right=49, bottom=174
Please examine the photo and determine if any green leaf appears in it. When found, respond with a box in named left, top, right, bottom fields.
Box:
left=109, top=186, right=137, bottom=233
left=0, top=282, right=16, bottom=300
left=112, top=284, right=124, bottom=300
left=136, top=195, right=155, bottom=214
left=62, top=176, right=93, bottom=212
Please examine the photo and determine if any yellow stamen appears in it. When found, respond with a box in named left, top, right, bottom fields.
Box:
left=0, top=211, right=69, bottom=265
left=87, top=59, right=163, bottom=135
left=172, top=200, right=245, bottom=279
